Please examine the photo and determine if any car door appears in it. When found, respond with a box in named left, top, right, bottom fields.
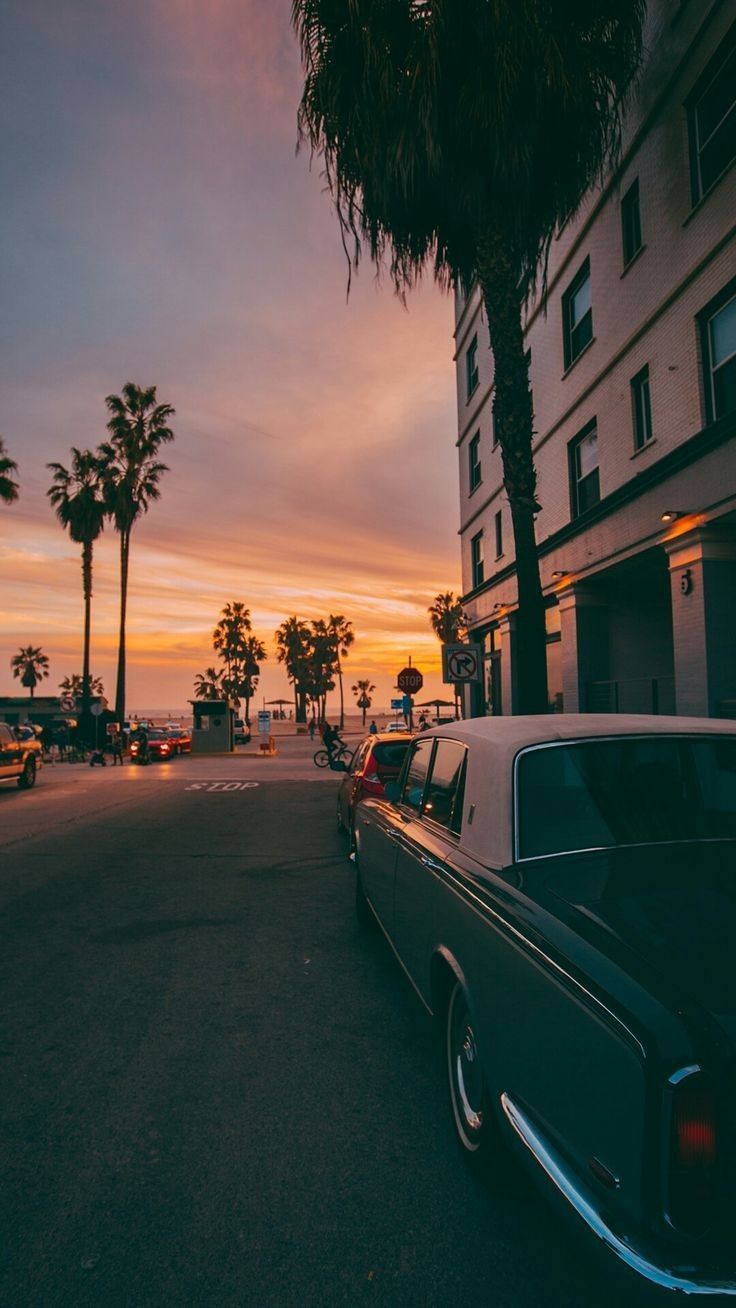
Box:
left=366, top=736, right=435, bottom=938
left=392, top=739, right=467, bottom=999
left=0, top=723, right=20, bottom=778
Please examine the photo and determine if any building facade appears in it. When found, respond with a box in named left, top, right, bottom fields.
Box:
left=455, top=0, right=736, bottom=719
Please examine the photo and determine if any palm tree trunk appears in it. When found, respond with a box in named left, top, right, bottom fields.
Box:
left=81, top=540, right=93, bottom=736
left=337, top=657, right=344, bottom=730
left=114, top=530, right=130, bottom=728
left=477, top=232, right=548, bottom=714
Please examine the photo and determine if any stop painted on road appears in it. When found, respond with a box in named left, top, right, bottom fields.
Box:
left=185, top=781, right=260, bottom=792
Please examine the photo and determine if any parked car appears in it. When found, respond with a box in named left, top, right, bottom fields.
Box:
left=13, top=725, right=44, bottom=759
left=0, top=722, right=40, bottom=789
left=336, top=731, right=413, bottom=844
left=165, top=725, right=191, bottom=754
left=352, top=714, right=736, bottom=1296
left=385, top=721, right=410, bottom=734
left=129, top=728, right=174, bottom=762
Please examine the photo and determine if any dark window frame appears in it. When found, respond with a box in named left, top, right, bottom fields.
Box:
left=631, top=364, right=654, bottom=450
left=471, top=530, right=485, bottom=588
left=399, top=737, right=434, bottom=814
left=621, top=178, right=643, bottom=267
left=568, top=419, right=600, bottom=520
left=562, top=257, right=593, bottom=370
left=687, top=28, right=736, bottom=205
left=699, top=277, right=736, bottom=424
left=420, top=739, right=468, bottom=836
left=466, top=335, right=479, bottom=400
left=494, top=509, right=503, bottom=559
left=468, top=430, right=482, bottom=492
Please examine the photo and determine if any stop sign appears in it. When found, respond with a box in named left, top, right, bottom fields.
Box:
left=397, top=665, right=423, bottom=694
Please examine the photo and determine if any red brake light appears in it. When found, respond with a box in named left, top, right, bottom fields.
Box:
left=667, top=1071, right=717, bottom=1233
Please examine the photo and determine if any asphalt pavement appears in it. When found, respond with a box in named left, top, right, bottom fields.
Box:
left=1, top=757, right=660, bottom=1307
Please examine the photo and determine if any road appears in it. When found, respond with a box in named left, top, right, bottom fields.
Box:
left=1, top=755, right=657, bottom=1307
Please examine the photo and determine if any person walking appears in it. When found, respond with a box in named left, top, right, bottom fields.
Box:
left=110, top=727, right=124, bottom=765
left=308, top=717, right=317, bottom=741
left=368, top=720, right=378, bottom=735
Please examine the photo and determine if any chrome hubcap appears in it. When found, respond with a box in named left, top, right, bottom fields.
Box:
left=455, top=1022, right=483, bottom=1133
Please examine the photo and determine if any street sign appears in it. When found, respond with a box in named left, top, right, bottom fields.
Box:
left=390, top=698, right=404, bottom=710
left=402, top=694, right=413, bottom=716
left=90, top=702, right=104, bottom=717
left=442, top=643, right=482, bottom=684
left=59, top=694, right=76, bottom=713
left=257, top=710, right=272, bottom=735
left=397, top=665, right=423, bottom=694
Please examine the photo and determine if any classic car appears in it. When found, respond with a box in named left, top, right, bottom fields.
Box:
left=352, top=714, right=736, bottom=1296
left=0, top=722, right=40, bottom=789
left=164, top=724, right=192, bottom=754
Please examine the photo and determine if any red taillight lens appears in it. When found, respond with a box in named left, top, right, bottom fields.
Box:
left=668, top=1071, right=717, bottom=1233
left=361, top=772, right=384, bottom=796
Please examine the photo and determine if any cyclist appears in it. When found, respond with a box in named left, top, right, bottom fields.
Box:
left=322, top=721, right=344, bottom=763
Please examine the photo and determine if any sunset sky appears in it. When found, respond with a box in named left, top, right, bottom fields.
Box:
left=0, top=0, right=460, bottom=713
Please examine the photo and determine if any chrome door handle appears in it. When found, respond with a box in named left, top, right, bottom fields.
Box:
left=419, top=854, right=444, bottom=874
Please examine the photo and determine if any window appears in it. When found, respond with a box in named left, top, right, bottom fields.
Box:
left=701, top=285, right=736, bottom=422
left=471, top=530, right=484, bottom=588
left=568, top=420, right=600, bottom=518
left=562, top=257, right=593, bottom=369
left=631, top=365, right=654, bottom=450
left=422, top=740, right=467, bottom=833
left=466, top=335, right=479, bottom=399
left=688, top=35, right=736, bottom=202
left=494, top=510, right=503, bottom=558
left=621, top=178, right=643, bottom=266
left=401, top=738, right=434, bottom=813
left=468, top=431, right=482, bottom=491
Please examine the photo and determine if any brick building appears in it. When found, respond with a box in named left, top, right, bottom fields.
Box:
left=455, top=0, right=736, bottom=719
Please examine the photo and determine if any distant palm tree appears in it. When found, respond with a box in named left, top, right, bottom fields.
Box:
left=213, top=602, right=252, bottom=685
left=275, top=616, right=311, bottom=723
left=237, top=634, right=267, bottom=727
left=47, top=449, right=106, bottom=730
left=327, top=614, right=354, bottom=730
left=193, top=667, right=223, bottom=700
left=294, top=0, right=645, bottom=710
left=0, top=437, right=19, bottom=504
left=352, top=678, right=376, bottom=726
left=98, top=383, right=175, bottom=729
left=11, top=646, right=50, bottom=698
left=428, top=593, right=468, bottom=645
left=59, top=674, right=105, bottom=698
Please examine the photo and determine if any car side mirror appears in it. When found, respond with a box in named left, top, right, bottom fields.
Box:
left=384, top=780, right=401, bottom=803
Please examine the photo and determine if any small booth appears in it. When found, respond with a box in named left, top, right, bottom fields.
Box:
left=189, top=699, right=234, bottom=754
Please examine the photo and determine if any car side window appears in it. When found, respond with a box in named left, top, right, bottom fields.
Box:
left=350, top=741, right=369, bottom=775
left=423, top=740, right=468, bottom=832
left=0, top=724, right=12, bottom=745
left=401, top=738, right=434, bottom=813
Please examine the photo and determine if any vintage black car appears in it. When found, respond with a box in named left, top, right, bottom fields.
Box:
left=353, top=714, right=736, bottom=1296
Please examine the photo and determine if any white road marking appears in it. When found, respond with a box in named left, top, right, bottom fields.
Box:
left=184, top=781, right=260, bottom=792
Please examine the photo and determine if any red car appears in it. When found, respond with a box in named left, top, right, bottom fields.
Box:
left=165, top=725, right=191, bottom=755
left=336, top=731, right=413, bottom=846
left=130, top=728, right=174, bottom=762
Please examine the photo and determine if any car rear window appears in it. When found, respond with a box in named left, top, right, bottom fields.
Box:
left=372, top=742, right=411, bottom=770
left=517, top=736, right=736, bottom=859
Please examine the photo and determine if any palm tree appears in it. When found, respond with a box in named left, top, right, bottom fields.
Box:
left=352, top=678, right=376, bottom=727
left=429, top=591, right=469, bottom=719
left=294, top=0, right=645, bottom=712
left=237, top=634, right=267, bottom=727
left=428, top=593, right=468, bottom=645
left=59, top=674, right=105, bottom=697
left=275, top=616, right=311, bottom=723
left=98, top=383, right=175, bottom=729
left=193, top=667, right=223, bottom=700
left=213, top=602, right=252, bottom=686
left=308, top=620, right=337, bottom=723
left=0, top=437, right=19, bottom=504
left=11, top=646, right=50, bottom=698
left=327, top=614, right=354, bottom=730
left=47, top=449, right=106, bottom=732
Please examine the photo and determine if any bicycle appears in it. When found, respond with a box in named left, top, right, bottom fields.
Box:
left=313, top=741, right=352, bottom=769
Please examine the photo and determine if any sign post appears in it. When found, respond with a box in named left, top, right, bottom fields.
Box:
left=442, top=644, right=482, bottom=684
left=59, top=694, right=76, bottom=714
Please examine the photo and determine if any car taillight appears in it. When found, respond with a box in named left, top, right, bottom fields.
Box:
left=361, top=771, right=384, bottom=797
left=667, top=1070, right=717, bottom=1234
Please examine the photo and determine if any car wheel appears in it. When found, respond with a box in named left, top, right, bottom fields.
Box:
left=18, top=756, right=36, bottom=790
left=447, top=982, right=489, bottom=1157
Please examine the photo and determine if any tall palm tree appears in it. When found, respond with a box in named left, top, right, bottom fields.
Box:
left=193, top=667, right=223, bottom=700
left=294, top=0, right=645, bottom=712
left=0, top=437, right=19, bottom=504
left=428, top=593, right=468, bottom=645
left=11, top=646, right=50, bottom=698
left=352, top=678, right=376, bottom=727
left=238, top=634, right=267, bottom=727
left=98, top=383, right=175, bottom=728
left=327, top=614, right=354, bottom=730
left=213, top=602, right=252, bottom=686
left=47, top=449, right=106, bottom=732
left=275, top=616, right=311, bottom=723
left=308, top=620, right=337, bottom=723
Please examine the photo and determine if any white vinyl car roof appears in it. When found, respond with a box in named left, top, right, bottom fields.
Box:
left=421, top=714, right=736, bottom=868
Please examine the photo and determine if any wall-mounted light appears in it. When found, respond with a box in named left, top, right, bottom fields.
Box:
left=660, top=509, right=684, bottom=523
left=551, top=569, right=568, bottom=580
